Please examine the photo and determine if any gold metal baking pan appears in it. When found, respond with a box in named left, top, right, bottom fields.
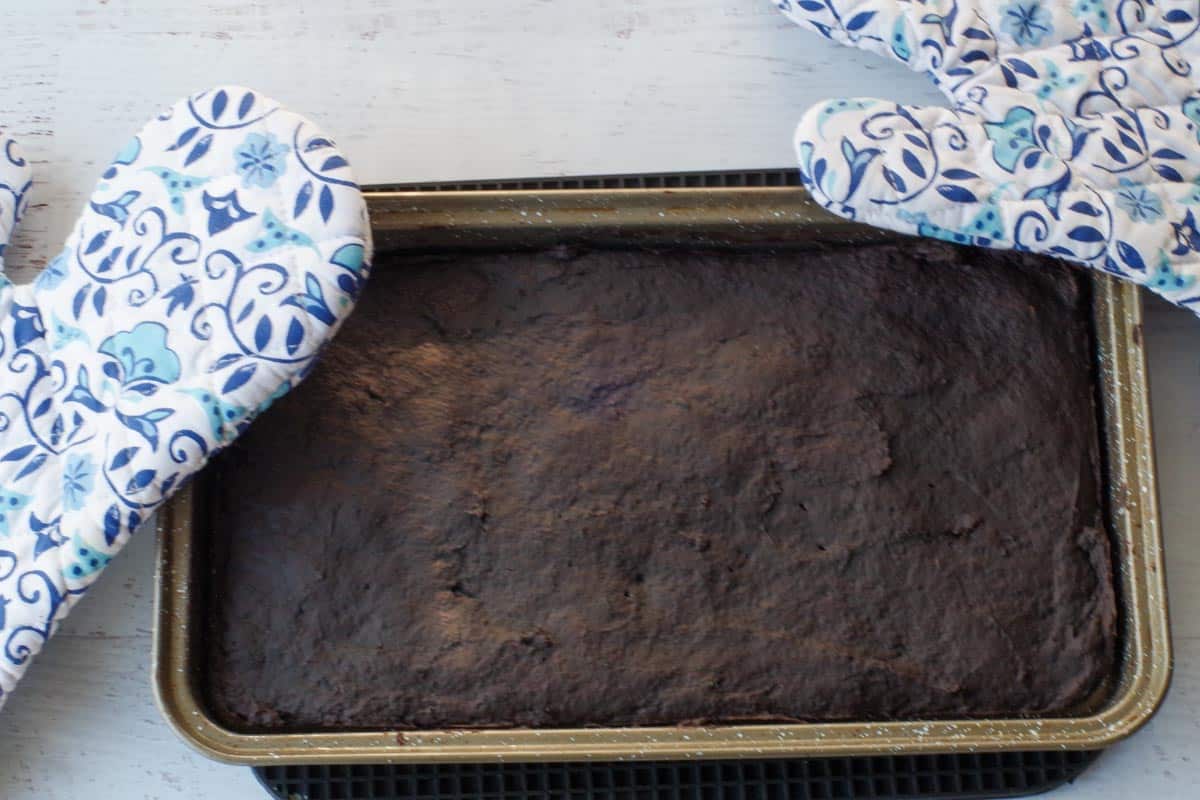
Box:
left=153, top=185, right=1171, bottom=764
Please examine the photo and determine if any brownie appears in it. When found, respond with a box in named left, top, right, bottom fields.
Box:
left=204, top=242, right=1116, bottom=730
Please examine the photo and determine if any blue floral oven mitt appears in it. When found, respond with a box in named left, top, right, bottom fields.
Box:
left=775, top=0, right=1200, bottom=309
left=0, top=87, right=371, bottom=707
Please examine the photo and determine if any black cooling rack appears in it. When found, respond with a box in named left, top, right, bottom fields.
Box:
left=256, top=170, right=1101, bottom=800
left=253, top=750, right=1100, bottom=800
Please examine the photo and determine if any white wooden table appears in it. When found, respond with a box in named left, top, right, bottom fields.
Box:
left=0, top=1, right=1196, bottom=797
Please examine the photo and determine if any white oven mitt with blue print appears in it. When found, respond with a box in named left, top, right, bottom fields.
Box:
left=774, top=0, right=1200, bottom=309
left=0, top=86, right=371, bottom=708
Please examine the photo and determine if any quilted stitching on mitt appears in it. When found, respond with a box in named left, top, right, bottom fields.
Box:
left=776, top=0, right=1200, bottom=308
left=0, top=86, right=371, bottom=707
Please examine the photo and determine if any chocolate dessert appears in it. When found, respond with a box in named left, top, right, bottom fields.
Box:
left=204, top=242, right=1116, bottom=730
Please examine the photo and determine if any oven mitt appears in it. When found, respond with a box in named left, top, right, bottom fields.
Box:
left=0, top=86, right=371, bottom=708
left=774, top=0, right=1200, bottom=309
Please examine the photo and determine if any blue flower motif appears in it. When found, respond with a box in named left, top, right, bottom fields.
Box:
left=983, top=107, right=1039, bottom=173
left=0, top=490, right=31, bottom=537
left=98, top=321, right=182, bottom=390
left=1001, top=1, right=1052, bottom=46
left=1149, top=251, right=1196, bottom=293
left=234, top=133, right=289, bottom=189
left=1171, top=209, right=1200, bottom=256
left=1072, top=0, right=1110, bottom=33
left=1115, top=181, right=1164, bottom=223
left=202, top=189, right=255, bottom=235
left=1035, top=61, right=1082, bottom=101
left=62, top=454, right=96, bottom=511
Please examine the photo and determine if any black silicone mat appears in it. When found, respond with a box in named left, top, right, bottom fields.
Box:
left=253, top=751, right=1100, bottom=800
left=366, top=167, right=803, bottom=193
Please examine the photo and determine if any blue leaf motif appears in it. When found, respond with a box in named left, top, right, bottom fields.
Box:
left=319, top=184, right=334, bottom=223
left=320, top=155, right=349, bottom=172
left=236, top=300, right=255, bottom=324
left=937, top=185, right=978, bottom=203
left=207, top=352, right=243, bottom=373
left=942, top=168, right=979, bottom=180
left=72, top=285, right=89, bottom=320
left=184, top=134, right=213, bottom=166
left=237, top=91, right=255, bottom=119
left=254, top=316, right=273, bottom=350
left=1164, top=9, right=1193, bottom=22
left=304, top=136, right=334, bottom=152
left=90, top=190, right=141, bottom=226
left=797, top=0, right=824, bottom=10
left=222, top=363, right=258, bottom=394
left=85, top=231, right=110, bottom=255
left=1116, top=130, right=1141, bottom=153
left=115, top=408, right=173, bottom=449
left=1068, top=225, right=1106, bottom=242
left=15, top=454, right=47, bottom=481
left=901, top=150, right=926, bottom=178
left=110, top=447, right=139, bottom=471
left=1069, top=201, right=1103, bottom=217
left=32, top=398, right=51, bottom=419
left=126, top=470, right=156, bottom=493
left=1153, top=148, right=1186, bottom=160
left=882, top=166, right=908, bottom=194
left=166, top=126, right=199, bottom=152
left=1117, top=240, right=1146, bottom=271
left=66, top=379, right=106, bottom=414
left=211, top=89, right=228, bottom=119
left=103, top=505, right=121, bottom=546
left=1007, top=58, right=1038, bottom=78
left=1102, top=139, right=1128, bottom=164
left=904, top=134, right=928, bottom=151
left=1, top=445, right=35, bottom=462
left=93, top=286, right=107, bottom=316
left=294, top=181, right=314, bottom=217
left=845, top=10, right=876, bottom=31
left=96, top=246, right=123, bottom=274
left=286, top=318, right=304, bottom=356
left=839, top=138, right=881, bottom=198
left=1154, top=164, right=1184, bottom=182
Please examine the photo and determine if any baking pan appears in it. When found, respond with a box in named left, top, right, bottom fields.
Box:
left=153, top=185, right=1171, bottom=764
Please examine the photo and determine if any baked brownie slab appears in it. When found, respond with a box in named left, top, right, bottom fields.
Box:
left=205, top=242, right=1115, bottom=730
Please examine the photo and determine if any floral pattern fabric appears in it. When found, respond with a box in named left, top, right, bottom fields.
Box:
left=775, top=0, right=1200, bottom=309
left=0, top=86, right=371, bottom=707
